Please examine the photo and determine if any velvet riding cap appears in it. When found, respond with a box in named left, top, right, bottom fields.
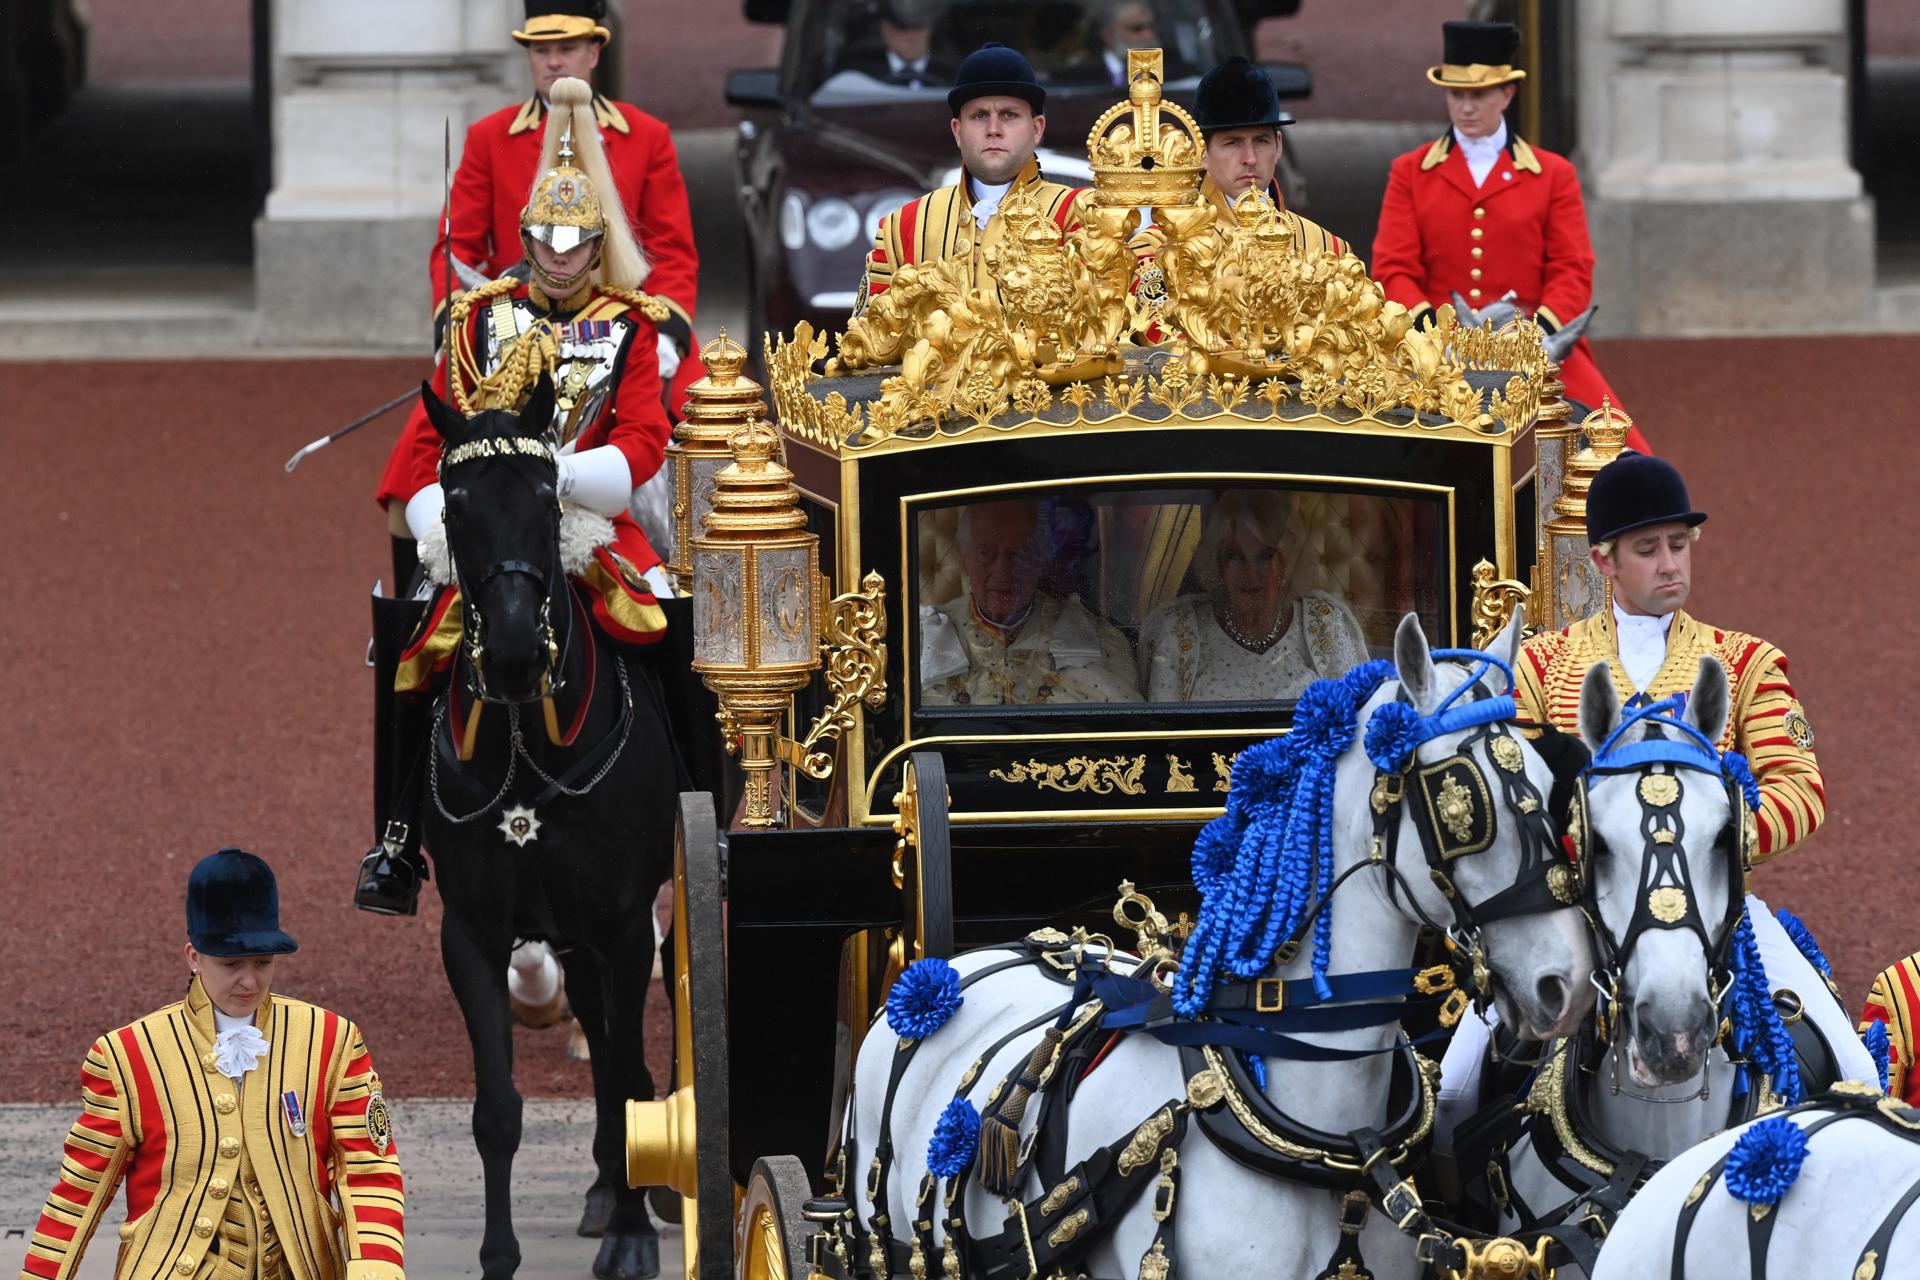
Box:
left=514, top=0, right=611, bottom=45
left=1426, top=20, right=1527, bottom=90
left=1194, top=57, right=1293, bottom=134
left=1585, top=452, right=1708, bottom=546
left=948, top=42, right=1045, bottom=116
left=187, top=848, right=300, bottom=957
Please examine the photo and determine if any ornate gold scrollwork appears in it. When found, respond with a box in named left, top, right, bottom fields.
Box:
left=1116, top=1108, right=1177, bottom=1177
left=989, top=755, right=1148, bottom=796
left=1436, top=1234, right=1552, bottom=1280
left=785, top=570, right=889, bottom=780
left=1469, top=559, right=1531, bottom=650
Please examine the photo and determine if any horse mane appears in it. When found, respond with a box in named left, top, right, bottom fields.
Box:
left=1173, top=659, right=1399, bottom=1018
left=417, top=504, right=617, bottom=586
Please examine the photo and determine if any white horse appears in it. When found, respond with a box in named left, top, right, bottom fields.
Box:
left=1592, top=1092, right=1920, bottom=1279
left=1470, top=658, right=1874, bottom=1274
left=843, top=615, right=1596, bottom=1280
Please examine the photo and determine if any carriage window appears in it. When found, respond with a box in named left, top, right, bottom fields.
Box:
left=913, top=485, right=1444, bottom=709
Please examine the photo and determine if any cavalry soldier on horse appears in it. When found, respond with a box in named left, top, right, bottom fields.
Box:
left=357, top=75, right=676, bottom=916
left=433, top=0, right=699, bottom=384
left=20, top=850, right=406, bottom=1280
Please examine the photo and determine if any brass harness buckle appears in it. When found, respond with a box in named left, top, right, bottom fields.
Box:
left=1255, top=978, right=1286, bottom=1013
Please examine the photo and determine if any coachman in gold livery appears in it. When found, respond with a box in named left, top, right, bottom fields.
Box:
left=20, top=850, right=405, bottom=1280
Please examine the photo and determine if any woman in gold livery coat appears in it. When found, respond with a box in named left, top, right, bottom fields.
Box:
left=19, top=850, right=404, bottom=1280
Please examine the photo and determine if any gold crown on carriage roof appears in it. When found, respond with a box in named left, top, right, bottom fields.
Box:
left=1085, top=50, right=1206, bottom=209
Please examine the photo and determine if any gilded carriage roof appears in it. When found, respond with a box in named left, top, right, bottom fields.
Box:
left=766, top=49, right=1556, bottom=460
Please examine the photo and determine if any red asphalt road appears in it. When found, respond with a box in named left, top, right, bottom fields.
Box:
left=1, top=338, right=1916, bottom=1105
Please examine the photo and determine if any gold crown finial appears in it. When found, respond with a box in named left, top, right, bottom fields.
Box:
left=701, top=329, right=748, bottom=384
left=1086, top=49, right=1204, bottom=209
left=1581, top=398, right=1634, bottom=454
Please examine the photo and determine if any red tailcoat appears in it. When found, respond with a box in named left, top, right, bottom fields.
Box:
left=379, top=279, right=671, bottom=588
left=1372, top=131, right=1646, bottom=450
left=432, top=94, right=702, bottom=401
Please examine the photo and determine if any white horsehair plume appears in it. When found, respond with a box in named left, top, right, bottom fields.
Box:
left=536, top=77, right=650, bottom=290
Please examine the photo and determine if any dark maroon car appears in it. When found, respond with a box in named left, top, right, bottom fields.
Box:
left=727, top=0, right=1309, bottom=341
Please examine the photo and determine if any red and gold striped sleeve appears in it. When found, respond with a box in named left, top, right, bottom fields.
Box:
left=20, top=1037, right=135, bottom=1280
left=326, top=1022, right=406, bottom=1280
left=1727, top=637, right=1825, bottom=861
left=1861, top=955, right=1920, bottom=1106
left=1513, top=628, right=1569, bottom=736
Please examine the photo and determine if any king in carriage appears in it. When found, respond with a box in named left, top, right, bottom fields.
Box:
left=356, top=74, right=679, bottom=917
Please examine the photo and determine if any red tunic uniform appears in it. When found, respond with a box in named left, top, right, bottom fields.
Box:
left=1372, top=131, right=1648, bottom=451
left=433, top=93, right=702, bottom=399
left=379, top=278, right=671, bottom=656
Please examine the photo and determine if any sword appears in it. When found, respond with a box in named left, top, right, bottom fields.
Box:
left=283, top=387, right=420, bottom=473
left=442, top=117, right=455, bottom=403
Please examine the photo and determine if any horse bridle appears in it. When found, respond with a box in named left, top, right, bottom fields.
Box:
left=1567, top=695, right=1754, bottom=1086
left=440, top=435, right=575, bottom=706
left=1353, top=650, right=1579, bottom=1014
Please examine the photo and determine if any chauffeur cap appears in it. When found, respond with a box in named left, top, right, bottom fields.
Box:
left=1426, top=21, right=1528, bottom=90
left=513, top=0, right=611, bottom=46
left=1585, top=452, right=1708, bottom=546
left=1194, top=57, right=1293, bottom=135
left=948, top=43, right=1046, bottom=116
left=186, top=848, right=300, bottom=958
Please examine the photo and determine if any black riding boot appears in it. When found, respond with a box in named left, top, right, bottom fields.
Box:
left=356, top=591, right=432, bottom=915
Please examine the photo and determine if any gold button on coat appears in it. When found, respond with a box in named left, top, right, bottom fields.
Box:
left=1470, top=227, right=1485, bottom=241
left=214, top=1095, right=236, bottom=1114
left=201, top=1053, right=220, bottom=1073
left=1470, top=247, right=1484, bottom=259
left=1470, top=268, right=1483, bottom=280
left=208, top=1178, right=229, bottom=1198
left=1469, top=288, right=1483, bottom=300
left=175, top=1257, right=195, bottom=1275
left=193, top=1219, right=213, bottom=1238
left=1473, top=207, right=1486, bottom=220
left=218, top=1137, right=239, bottom=1158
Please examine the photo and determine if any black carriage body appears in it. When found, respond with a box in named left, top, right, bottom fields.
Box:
left=722, top=407, right=1535, bottom=1186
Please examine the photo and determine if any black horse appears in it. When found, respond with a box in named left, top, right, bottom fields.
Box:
left=419, top=379, right=679, bottom=1280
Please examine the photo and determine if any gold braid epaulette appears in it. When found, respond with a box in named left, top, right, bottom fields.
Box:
left=595, top=286, right=672, bottom=324
left=448, top=277, right=523, bottom=415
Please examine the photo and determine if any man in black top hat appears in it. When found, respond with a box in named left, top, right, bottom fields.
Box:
left=855, top=43, right=1088, bottom=309
left=21, top=850, right=409, bottom=1280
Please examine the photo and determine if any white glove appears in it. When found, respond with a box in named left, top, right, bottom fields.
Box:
left=656, top=331, right=683, bottom=384
left=403, top=483, right=446, bottom=542
left=557, top=445, right=633, bottom=518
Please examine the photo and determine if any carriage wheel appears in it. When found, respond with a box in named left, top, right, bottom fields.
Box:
left=733, top=1156, right=813, bottom=1280
left=897, top=752, right=954, bottom=962
left=627, top=792, right=734, bottom=1280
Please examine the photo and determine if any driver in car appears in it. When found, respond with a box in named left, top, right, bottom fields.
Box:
left=921, top=499, right=1138, bottom=706
left=854, top=42, right=1088, bottom=311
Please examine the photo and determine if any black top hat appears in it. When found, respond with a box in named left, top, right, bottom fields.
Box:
left=1195, top=57, right=1292, bottom=135
left=514, top=0, right=611, bottom=45
left=1586, top=452, right=1708, bottom=546
left=948, top=43, right=1046, bottom=116
left=187, top=849, right=299, bottom=957
left=1426, top=21, right=1527, bottom=89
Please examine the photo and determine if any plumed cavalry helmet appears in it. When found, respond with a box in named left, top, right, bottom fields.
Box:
left=519, top=77, right=648, bottom=293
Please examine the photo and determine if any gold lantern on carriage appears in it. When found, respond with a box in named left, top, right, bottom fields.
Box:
left=665, top=330, right=763, bottom=596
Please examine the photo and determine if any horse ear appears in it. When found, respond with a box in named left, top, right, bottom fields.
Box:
left=1578, top=661, right=1621, bottom=753
left=519, top=372, right=555, bottom=435
left=421, top=381, right=467, bottom=442
left=1488, top=610, right=1525, bottom=687
left=1394, top=612, right=1434, bottom=711
left=1687, top=655, right=1730, bottom=746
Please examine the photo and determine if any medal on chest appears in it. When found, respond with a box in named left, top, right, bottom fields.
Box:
left=282, top=1089, right=307, bottom=1138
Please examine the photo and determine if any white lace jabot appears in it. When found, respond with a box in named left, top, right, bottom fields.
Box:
left=969, top=179, right=1012, bottom=228
left=212, top=1009, right=270, bottom=1080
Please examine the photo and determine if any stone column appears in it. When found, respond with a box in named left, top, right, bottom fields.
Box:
left=254, top=0, right=525, bottom=349
left=1575, top=0, right=1872, bottom=334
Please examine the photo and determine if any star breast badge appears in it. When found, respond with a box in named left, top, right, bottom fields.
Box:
left=498, top=805, right=542, bottom=847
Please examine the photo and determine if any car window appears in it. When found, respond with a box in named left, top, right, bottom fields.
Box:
left=805, top=0, right=1224, bottom=104
left=913, top=483, right=1448, bottom=710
